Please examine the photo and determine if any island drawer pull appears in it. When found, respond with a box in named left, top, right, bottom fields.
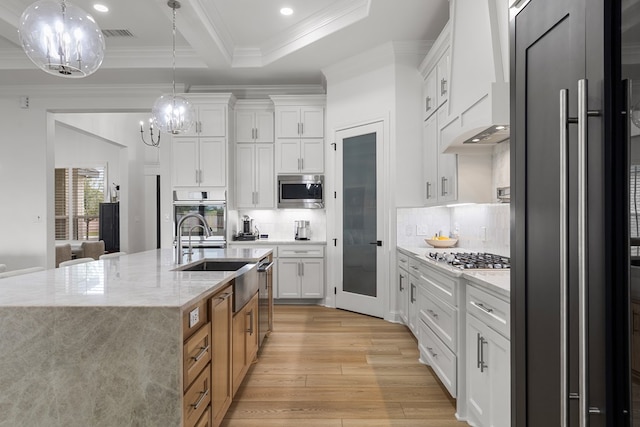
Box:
left=427, top=346, right=438, bottom=358
left=426, top=309, right=439, bottom=319
left=191, top=388, right=209, bottom=409
left=218, top=292, right=232, bottom=301
left=191, top=345, right=210, bottom=362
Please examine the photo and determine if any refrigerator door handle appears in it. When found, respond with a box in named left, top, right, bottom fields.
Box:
left=559, top=88, right=569, bottom=427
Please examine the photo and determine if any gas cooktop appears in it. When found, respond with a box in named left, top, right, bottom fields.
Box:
left=427, top=251, right=510, bottom=270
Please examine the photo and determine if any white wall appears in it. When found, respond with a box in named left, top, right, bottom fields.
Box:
left=0, top=86, right=165, bottom=270
left=322, top=42, right=426, bottom=318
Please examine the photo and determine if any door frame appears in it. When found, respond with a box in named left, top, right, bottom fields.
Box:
left=327, top=118, right=390, bottom=318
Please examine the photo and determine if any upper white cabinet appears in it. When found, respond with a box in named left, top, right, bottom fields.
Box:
left=422, top=47, right=450, bottom=121
left=275, top=106, right=324, bottom=138
left=235, top=101, right=274, bottom=143
left=173, top=137, right=226, bottom=187
left=423, top=108, right=457, bottom=205
left=271, top=95, right=326, bottom=174
left=235, top=143, right=274, bottom=209
left=171, top=94, right=235, bottom=189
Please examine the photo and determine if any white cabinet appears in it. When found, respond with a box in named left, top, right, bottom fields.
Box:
left=235, top=107, right=274, bottom=143
left=173, top=137, right=226, bottom=187
left=171, top=94, right=234, bottom=189
left=180, top=104, right=227, bottom=137
left=396, top=250, right=410, bottom=324
left=466, top=284, right=510, bottom=427
left=423, top=109, right=457, bottom=205
left=277, top=245, right=325, bottom=299
left=235, top=144, right=274, bottom=209
left=422, top=47, right=450, bottom=121
left=275, top=139, right=324, bottom=173
left=275, top=106, right=324, bottom=138
left=271, top=95, right=325, bottom=174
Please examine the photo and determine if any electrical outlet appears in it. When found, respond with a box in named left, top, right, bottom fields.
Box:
left=189, top=307, right=200, bottom=328
left=416, top=225, right=429, bottom=236
left=480, top=226, right=488, bottom=242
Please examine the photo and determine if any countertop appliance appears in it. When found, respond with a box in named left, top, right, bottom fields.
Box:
left=278, top=174, right=324, bottom=209
left=234, top=215, right=258, bottom=241
left=173, top=190, right=226, bottom=248
left=257, top=257, right=273, bottom=347
left=426, top=252, right=510, bottom=270
left=294, top=220, right=311, bottom=240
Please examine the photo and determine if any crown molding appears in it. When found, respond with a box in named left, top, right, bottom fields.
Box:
left=0, top=83, right=183, bottom=98
left=188, top=84, right=326, bottom=99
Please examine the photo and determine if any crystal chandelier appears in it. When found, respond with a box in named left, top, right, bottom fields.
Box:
left=150, top=0, right=195, bottom=135
left=18, top=0, right=105, bottom=78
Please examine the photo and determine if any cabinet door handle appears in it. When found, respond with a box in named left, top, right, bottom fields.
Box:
left=195, top=170, right=199, bottom=183
left=426, top=96, right=432, bottom=112
left=217, top=292, right=232, bottom=301
left=191, top=344, right=210, bottom=362
left=255, top=191, right=259, bottom=205
left=300, top=158, right=304, bottom=171
left=441, top=177, right=448, bottom=196
left=300, top=122, right=304, bottom=135
left=477, top=333, right=488, bottom=372
left=410, top=283, right=416, bottom=303
left=191, top=387, right=209, bottom=409
left=426, top=182, right=431, bottom=199
left=426, top=346, right=438, bottom=359
left=426, top=309, right=438, bottom=319
left=301, top=262, right=304, bottom=276
left=247, top=310, right=254, bottom=335
left=399, top=274, right=404, bottom=291
left=298, top=123, right=301, bottom=135
left=440, top=78, right=447, bottom=96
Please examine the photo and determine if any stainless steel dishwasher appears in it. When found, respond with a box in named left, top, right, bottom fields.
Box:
left=257, top=257, right=274, bottom=347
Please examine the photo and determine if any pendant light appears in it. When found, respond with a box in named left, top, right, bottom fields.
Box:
left=18, top=0, right=105, bottom=78
left=150, top=0, right=195, bottom=135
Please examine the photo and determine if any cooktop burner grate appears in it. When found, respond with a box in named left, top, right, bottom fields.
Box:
left=426, top=252, right=510, bottom=270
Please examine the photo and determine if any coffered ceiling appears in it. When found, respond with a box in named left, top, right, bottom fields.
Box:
left=0, top=0, right=449, bottom=89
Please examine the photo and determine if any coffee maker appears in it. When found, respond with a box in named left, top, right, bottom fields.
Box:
left=235, top=215, right=258, bottom=240
left=294, top=220, right=310, bottom=240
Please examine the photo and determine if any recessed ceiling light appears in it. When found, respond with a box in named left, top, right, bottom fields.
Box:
left=94, top=4, right=109, bottom=13
left=280, top=7, right=293, bottom=16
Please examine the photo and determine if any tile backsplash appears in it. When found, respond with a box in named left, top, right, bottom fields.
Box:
left=397, top=203, right=510, bottom=257
left=230, top=209, right=327, bottom=241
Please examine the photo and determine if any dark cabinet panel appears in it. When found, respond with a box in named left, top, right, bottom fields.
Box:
left=99, top=202, right=120, bottom=252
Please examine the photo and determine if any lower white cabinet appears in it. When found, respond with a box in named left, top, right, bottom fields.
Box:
left=277, top=245, right=325, bottom=299
left=466, top=285, right=510, bottom=427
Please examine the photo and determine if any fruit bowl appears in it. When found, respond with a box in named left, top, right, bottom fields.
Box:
left=425, top=238, right=458, bottom=248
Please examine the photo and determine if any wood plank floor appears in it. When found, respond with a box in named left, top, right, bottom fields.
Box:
left=221, top=305, right=463, bottom=427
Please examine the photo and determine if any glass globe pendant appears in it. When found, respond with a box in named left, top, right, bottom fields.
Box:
left=151, top=0, right=194, bottom=134
left=18, top=0, right=105, bottom=78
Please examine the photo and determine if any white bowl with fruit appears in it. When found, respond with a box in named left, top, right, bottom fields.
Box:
left=425, top=236, right=458, bottom=248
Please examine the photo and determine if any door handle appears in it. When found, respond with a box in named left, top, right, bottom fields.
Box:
left=441, top=78, right=447, bottom=96
left=426, top=96, right=432, bottom=112
left=399, top=274, right=404, bottom=291
left=369, top=241, right=382, bottom=246
left=426, top=181, right=431, bottom=199
left=410, top=283, right=416, bottom=303
left=560, top=80, right=601, bottom=427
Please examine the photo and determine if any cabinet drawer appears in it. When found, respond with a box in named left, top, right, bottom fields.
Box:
left=183, top=298, right=209, bottom=341
left=418, top=318, right=457, bottom=397
left=278, top=245, right=324, bottom=258
left=419, top=290, right=457, bottom=352
left=184, top=364, right=211, bottom=427
left=194, top=405, right=211, bottom=427
left=413, top=261, right=457, bottom=306
left=184, top=322, right=212, bottom=391
left=467, top=285, right=510, bottom=339
left=397, top=251, right=409, bottom=267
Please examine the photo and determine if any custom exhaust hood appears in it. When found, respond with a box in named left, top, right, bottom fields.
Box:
left=439, top=0, right=510, bottom=155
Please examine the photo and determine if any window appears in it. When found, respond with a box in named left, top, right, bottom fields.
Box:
left=55, top=167, right=105, bottom=241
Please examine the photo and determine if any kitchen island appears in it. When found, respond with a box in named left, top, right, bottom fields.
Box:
left=0, top=247, right=272, bottom=427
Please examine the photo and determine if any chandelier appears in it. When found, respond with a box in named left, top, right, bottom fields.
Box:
left=18, top=0, right=105, bottom=78
left=150, top=0, right=195, bottom=136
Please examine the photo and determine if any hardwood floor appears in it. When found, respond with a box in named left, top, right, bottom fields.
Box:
left=221, top=305, right=463, bottom=427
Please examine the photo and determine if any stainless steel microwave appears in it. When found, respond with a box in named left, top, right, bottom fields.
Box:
left=277, top=174, right=324, bottom=209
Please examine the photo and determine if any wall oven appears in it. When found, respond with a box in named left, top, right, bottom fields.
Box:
left=277, top=174, right=324, bottom=209
left=173, top=191, right=226, bottom=248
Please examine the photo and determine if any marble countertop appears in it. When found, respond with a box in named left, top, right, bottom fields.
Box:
left=0, top=247, right=273, bottom=309
left=398, top=245, right=510, bottom=296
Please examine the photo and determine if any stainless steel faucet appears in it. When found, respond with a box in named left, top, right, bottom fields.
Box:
left=176, top=213, right=212, bottom=264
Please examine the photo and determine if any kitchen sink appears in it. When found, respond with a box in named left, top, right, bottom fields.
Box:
left=177, top=260, right=249, bottom=272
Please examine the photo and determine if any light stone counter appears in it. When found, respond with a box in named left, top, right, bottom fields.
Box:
left=0, top=247, right=272, bottom=427
left=397, top=245, right=510, bottom=296
left=228, top=239, right=326, bottom=245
